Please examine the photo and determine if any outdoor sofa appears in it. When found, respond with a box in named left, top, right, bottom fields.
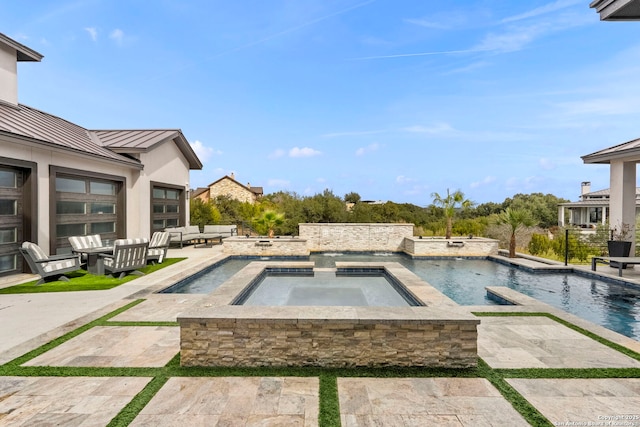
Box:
left=165, top=225, right=237, bottom=248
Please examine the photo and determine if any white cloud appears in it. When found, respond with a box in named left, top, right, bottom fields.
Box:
left=189, top=140, right=219, bottom=162
left=539, top=158, right=555, bottom=170
left=84, top=27, right=97, bottom=41
left=396, top=175, right=415, bottom=184
left=501, top=0, right=582, bottom=24
left=109, top=28, right=124, bottom=45
left=316, top=177, right=327, bottom=183
left=402, top=123, right=456, bottom=135
left=289, top=147, right=321, bottom=158
left=268, top=149, right=286, bottom=159
left=355, top=143, right=380, bottom=156
left=267, top=179, right=290, bottom=188
left=403, top=18, right=449, bottom=30
left=470, top=176, right=497, bottom=189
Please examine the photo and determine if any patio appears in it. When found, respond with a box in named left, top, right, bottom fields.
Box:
left=1, top=246, right=640, bottom=426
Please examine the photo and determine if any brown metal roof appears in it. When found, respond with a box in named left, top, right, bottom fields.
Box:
left=0, top=103, right=142, bottom=167
left=91, top=129, right=203, bottom=169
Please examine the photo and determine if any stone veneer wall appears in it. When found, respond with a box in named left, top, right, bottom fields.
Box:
left=299, top=223, right=413, bottom=252
left=209, top=178, right=256, bottom=204
left=223, top=237, right=309, bottom=256
left=404, top=237, right=499, bottom=257
left=180, top=307, right=479, bottom=368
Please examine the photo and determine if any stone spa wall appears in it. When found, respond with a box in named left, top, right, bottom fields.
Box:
left=404, top=236, right=499, bottom=257
left=298, top=223, right=414, bottom=252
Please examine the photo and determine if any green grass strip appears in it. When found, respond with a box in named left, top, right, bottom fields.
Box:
left=319, top=374, right=341, bottom=427
left=497, top=367, right=640, bottom=379
left=4, top=299, right=145, bottom=367
left=477, top=358, right=553, bottom=427
left=102, top=321, right=179, bottom=327
left=0, top=365, right=163, bottom=377
left=0, top=258, right=185, bottom=294
left=473, top=311, right=640, bottom=361
left=106, top=375, right=169, bottom=427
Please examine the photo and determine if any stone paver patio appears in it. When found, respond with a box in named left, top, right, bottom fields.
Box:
left=1, top=247, right=640, bottom=425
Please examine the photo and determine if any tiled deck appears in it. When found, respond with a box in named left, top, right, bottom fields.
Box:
left=1, top=247, right=640, bottom=426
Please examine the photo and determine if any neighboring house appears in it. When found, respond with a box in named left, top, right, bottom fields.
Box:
left=194, top=173, right=263, bottom=204
left=591, top=0, right=640, bottom=20
left=557, top=181, right=640, bottom=228
left=0, top=33, right=202, bottom=277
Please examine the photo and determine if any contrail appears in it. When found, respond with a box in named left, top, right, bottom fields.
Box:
left=351, top=48, right=493, bottom=61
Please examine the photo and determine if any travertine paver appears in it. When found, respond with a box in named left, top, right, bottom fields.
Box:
left=478, top=316, right=640, bottom=369
left=23, top=326, right=179, bottom=367
left=0, top=376, right=150, bottom=426
left=338, top=377, right=528, bottom=426
left=130, top=377, right=319, bottom=426
left=508, top=378, right=640, bottom=426
left=110, top=294, right=205, bottom=322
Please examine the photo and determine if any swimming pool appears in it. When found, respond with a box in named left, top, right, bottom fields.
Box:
left=163, top=253, right=640, bottom=341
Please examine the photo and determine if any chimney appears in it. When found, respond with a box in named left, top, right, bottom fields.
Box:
left=247, top=182, right=250, bottom=188
left=230, top=172, right=235, bottom=180
left=580, top=181, right=591, bottom=200
left=0, top=33, right=43, bottom=106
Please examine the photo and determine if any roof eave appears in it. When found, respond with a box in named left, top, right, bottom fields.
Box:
left=582, top=147, right=640, bottom=164
left=0, top=33, right=43, bottom=62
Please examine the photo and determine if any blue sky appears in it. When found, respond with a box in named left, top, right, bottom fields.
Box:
left=2, top=0, right=640, bottom=205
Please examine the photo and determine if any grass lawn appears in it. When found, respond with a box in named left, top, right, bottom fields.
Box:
left=0, top=258, right=186, bottom=294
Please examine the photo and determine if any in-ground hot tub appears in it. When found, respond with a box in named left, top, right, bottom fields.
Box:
left=177, top=261, right=480, bottom=368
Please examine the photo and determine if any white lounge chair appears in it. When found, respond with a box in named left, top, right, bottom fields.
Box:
left=99, top=238, right=149, bottom=279
left=19, top=241, right=81, bottom=285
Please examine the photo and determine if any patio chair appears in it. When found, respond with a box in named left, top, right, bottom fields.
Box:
left=147, top=231, right=170, bottom=264
left=68, top=234, right=104, bottom=267
left=19, top=241, right=81, bottom=285
left=99, top=238, right=149, bottom=279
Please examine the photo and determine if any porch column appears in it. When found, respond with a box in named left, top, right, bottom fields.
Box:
left=558, top=206, right=565, bottom=227
left=609, top=160, right=636, bottom=248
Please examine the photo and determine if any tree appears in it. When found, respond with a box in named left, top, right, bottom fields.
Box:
left=344, top=191, right=361, bottom=204
left=190, top=199, right=221, bottom=228
left=496, top=207, right=536, bottom=258
left=431, top=189, right=473, bottom=239
left=253, top=210, right=285, bottom=238
left=502, top=193, right=569, bottom=229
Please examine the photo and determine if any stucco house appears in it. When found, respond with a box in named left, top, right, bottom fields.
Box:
left=557, top=181, right=640, bottom=228
left=193, top=173, right=263, bottom=204
left=0, top=33, right=202, bottom=277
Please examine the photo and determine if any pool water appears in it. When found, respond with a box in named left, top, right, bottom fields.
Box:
left=238, top=270, right=413, bottom=307
left=162, top=253, right=640, bottom=341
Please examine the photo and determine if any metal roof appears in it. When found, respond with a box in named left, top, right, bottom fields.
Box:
left=582, top=137, right=640, bottom=164
left=91, top=129, right=202, bottom=169
left=0, top=104, right=203, bottom=170
left=0, top=103, right=142, bottom=167
left=0, top=32, right=43, bottom=62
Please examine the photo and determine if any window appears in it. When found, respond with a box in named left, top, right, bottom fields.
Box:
left=56, top=177, right=86, bottom=193
left=57, top=201, right=86, bottom=215
left=0, top=200, right=16, bottom=216
left=0, top=169, right=16, bottom=188
left=90, top=181, right=115, bottom=195
left=151, top=184, right=183, bottom=231
left=57, top=223, right=86, bottom=237
left=0, top=228, right=16, bottom=244
left=90, top=203, right=115, bottom=214
left=0, top=254, right=16, bottom=273
left=91, top=222, right=115, bottom=234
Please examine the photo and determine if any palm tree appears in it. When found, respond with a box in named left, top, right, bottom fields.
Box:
left=496, top=207, right=536, bottom=258
left=431, top=189, right=473, bottom=239
left=254, top=210, right=285, bottom=238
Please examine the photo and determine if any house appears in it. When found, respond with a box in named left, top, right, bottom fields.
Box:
left=0, top=33, right=202, bottom=277
left=591, top=0, right=640, bottom=20
left=557, top=181, right=640, bottom=229
left=193, top=173, right=263, bottom=204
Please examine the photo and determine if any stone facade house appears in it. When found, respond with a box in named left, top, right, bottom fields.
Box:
left=0, top=33, right=202, bottom=277
left=194, top=173, right=263, bottom=204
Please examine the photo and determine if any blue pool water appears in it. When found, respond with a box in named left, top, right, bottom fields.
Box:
left=162, top=253, right=640, bottom=341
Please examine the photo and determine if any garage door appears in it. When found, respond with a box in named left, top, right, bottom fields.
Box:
left=0, top=166, right=23, bottom=276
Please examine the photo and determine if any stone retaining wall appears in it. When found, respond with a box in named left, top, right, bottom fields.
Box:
left=223, top=237, right=310, bottom=256
left=299, top=223, right=413, bottom=252
left=404, top=237, right=499, bottom=257
left=179, top=306, right=479, bottom=368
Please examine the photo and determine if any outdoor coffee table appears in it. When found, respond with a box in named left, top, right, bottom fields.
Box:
left=75, top=246, right=113, bottom=275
